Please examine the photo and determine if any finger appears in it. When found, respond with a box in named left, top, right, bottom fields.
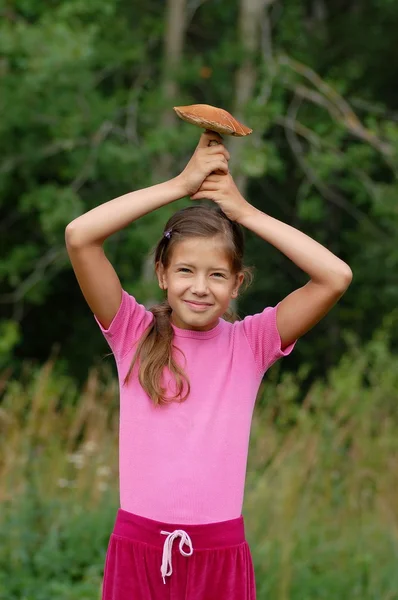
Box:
left=218, top=146, right=230, bottom=160
left=197, top=181, right=217, bottom=191
left=210, top=154, right=228, bottom=166
left=201, top=172, right=227, bottom=183
left=205, top=155, right=229, bottom=172
left=197, top=131, right=224, bottom=148
left=191, top=191, right=214, bottom=200
left=210, top=160, right=228, bottom=174
left=202, top=174, right=224, bottom=183
left=204, top=146, right=230, bottom=160
left=200, top=147, right=228, bottom=164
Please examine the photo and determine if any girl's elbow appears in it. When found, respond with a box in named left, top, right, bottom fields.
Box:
left=65, top=222, right=86, bottom=248
left=335, top=265, right=353, bottom=292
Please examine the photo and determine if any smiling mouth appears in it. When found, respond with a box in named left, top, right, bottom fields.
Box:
left=183, top=300, right=213, bottom=309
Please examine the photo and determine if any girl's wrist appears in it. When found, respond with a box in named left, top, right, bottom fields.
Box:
left=172, top=174, right=190, bottom=199
left=236, top=204, right=261, bottom=226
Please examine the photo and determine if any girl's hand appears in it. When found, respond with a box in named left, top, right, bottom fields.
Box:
left=190, top=172, right=253, bottom=222
left=177, top=132, right=230, bottom=196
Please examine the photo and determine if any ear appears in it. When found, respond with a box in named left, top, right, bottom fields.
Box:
left=155, top=262, right=168, bottom=290
left=231, top=272, right=245, bottom=299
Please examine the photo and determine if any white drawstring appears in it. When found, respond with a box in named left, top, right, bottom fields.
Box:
left=160, top=529, right=194, bottom=584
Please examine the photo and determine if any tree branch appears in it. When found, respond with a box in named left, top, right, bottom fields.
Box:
left=0, top=138, right=89, bottom=175
left=349, top=96, right=398, bottom=123
left=283, top=94, right=387, bottom=238
left=70, top=121, right=114, bottom=193
left=276, top=114, right=388, bottom=223
left=279, top=54, right=394, bottom=160
left=186, top=0, right=212, bottom=26
left=0, top=246, right=66, bottom=307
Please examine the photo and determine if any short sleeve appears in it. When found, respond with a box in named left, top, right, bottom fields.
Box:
left=94, top=289, right=154, bottom=362
left=241, top=303, right=296, bottom=375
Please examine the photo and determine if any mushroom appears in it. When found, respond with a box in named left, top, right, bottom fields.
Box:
left=173, top=104, right=252, bottom=146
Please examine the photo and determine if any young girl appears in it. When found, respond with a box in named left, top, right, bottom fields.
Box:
left=65, top=131, right=352, bottom=599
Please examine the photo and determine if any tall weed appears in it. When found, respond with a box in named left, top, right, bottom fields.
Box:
left=1, top=329, right=397, bottom=598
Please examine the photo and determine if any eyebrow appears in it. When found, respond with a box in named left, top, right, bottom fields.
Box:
left=174, top=262, right=230, bottom=273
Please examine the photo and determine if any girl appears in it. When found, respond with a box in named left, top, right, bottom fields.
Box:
left=65, top=131, right=352, bottom=600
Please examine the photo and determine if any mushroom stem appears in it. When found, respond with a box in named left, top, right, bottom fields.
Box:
left=204, top=129, right=227, bottom=176
left=205, top=129, right=223, bottom=146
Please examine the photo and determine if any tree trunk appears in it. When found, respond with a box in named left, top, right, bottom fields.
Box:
left=158, top=0, right=187, bottom=180
left=143, top=0, right=187, bottom=307
left=229, top=0, right=273, bottom=311
left=229, top=0, right=273, bottom=187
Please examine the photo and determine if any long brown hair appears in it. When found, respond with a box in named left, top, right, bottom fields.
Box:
left=123, top=204, right=253, bottom=406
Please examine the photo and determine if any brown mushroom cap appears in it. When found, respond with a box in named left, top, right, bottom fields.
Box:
left=173, top=104, right=252, bottom=137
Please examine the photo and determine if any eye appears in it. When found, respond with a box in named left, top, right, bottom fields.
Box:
left=212, top=273, right=226, bottom=278
left=177, top=268, right=191, bottom=273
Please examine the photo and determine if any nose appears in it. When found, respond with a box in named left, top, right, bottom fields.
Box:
left=190, top=275, right=209, bottom=296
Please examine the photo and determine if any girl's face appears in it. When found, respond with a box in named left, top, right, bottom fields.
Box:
left=157, top=236, right=244, bottom=331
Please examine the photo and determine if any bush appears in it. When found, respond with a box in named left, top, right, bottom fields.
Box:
left=1, top=327, right=398, bottom=598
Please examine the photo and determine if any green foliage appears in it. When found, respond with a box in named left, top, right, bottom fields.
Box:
left=0, top=321, right=21, bottom=366
left=0, top=496, right=116, bottom=600
left=246, top=329, right=398, bottom=598
left=1, top=330, right=398, bottom=598
left=1, top=0, right=398, bottom=382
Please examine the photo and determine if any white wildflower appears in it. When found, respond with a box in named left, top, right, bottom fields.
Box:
left=83, top=441, right=97, bottom=455
left=57, top=478, right=70, bottom=488
left=67, top=452, right=85, bottom=468
left=97, top=465, right=111, bottom=478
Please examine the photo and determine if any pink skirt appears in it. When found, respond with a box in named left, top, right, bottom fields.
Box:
left=101, top=508, right=256, bottom=600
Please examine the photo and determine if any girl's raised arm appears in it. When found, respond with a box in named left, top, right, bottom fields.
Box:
left=238, top=206, right=353, bottom=348
left=65, top=178, right=187, bottom=329
left=65, top=133, right=229, bottom=329
left=191, top=171, right=353, bottom=349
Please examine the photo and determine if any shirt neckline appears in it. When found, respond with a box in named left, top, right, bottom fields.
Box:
left=171, top=318, right=223, bottom=339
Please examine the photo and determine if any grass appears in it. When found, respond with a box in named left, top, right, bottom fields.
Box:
left=1, top=330, right=398, bottom=599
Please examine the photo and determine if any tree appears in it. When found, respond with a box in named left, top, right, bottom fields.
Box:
left=1, top=0, right=397, bottom=386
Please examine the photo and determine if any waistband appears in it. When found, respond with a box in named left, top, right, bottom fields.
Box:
left=112, top=508, right=246, bottom=550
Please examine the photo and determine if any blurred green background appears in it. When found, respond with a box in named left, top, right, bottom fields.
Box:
left=1, top=0, right=398, bottom=598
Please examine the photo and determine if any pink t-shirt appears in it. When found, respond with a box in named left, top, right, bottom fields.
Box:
left=94, top=290, right=296, bottom=524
